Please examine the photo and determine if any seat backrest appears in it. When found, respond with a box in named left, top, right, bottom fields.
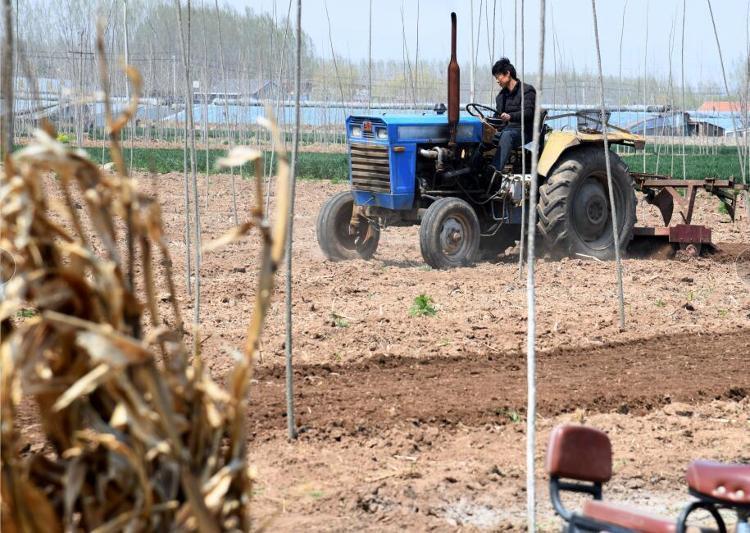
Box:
left=546, top=424, right=613, bottom=483
left=686, top=460, right=750, bottom=505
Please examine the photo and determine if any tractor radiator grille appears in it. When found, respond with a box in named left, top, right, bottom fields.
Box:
left=349, top=143, right=391, bottom=193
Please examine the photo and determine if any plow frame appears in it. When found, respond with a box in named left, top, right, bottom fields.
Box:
left=631, top=172, right=748, bottom=255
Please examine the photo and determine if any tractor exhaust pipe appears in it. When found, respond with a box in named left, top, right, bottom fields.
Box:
left=447, top=12, right=460, bottom=146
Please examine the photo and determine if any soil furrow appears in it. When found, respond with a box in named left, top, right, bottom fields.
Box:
left=249, top=329, right=750, bottom=437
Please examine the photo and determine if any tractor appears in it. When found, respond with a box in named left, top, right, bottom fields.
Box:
left=316, top=13, right=645, bottom=269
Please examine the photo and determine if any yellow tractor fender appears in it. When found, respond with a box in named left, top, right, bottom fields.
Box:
left=537, top=130, right=645, bottom=178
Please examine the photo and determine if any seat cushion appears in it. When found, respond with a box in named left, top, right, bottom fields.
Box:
left=583, top=500, right=676, bottom=533
left=686, top=460, right=750, bottom=505
left=546, top=424, right=612, bottom=482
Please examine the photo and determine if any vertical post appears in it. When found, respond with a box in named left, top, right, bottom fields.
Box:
left=525, top=4, right=546, bottom=530
left=172, top=54, right=177, bottom=142
left=643, top=5, right=649, bottom=172
left=706, top=0, right=747, bottom=187
left=745, top=1, right=750, bottom=217
left=1, top=0, right=13, bottom=160
left=175, top=0, right=200, bottom=316
left=368, top=0, right=372, bottom=110
left=123, top=0, right=132, bottom=168
left=592, top=0, right=626, bottom=330
left=681, top=0, right=687, bottom=181
left=470, top=0, right=475, bottom=103
left=284, top=0, right=302, bottom=442
left=618, top=1, right=627, bottom=135
left=517, top=0, right=526, bottom=279
left=78, top=30, right=84, bottom=146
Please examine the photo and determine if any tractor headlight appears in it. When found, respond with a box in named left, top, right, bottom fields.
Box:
left=351, top=125, right=362, bottom=137
left=376, top=127, right=388, bottom=140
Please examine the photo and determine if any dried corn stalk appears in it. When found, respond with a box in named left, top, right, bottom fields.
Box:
left=0, top=59, right=290, bottom=530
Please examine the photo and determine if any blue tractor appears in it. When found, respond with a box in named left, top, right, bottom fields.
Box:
left=316, top=13, right=643, bottom=269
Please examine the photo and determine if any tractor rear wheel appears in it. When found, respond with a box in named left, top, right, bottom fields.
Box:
left=537, top=146, right=636, bottom=260
left=317, top=191, right=380, bottom=261
left=419, top=197, right=480, bottom=269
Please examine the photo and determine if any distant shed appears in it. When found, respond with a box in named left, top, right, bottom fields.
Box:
left=627, top=111, right=725, bottom=137
left=698, top=101, right=746, bottom=113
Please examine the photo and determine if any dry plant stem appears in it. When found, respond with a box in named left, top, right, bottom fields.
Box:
left=1, top=38, right=289, bottom=530
left=227, top=118, right=291, bottom=461
left=96, top=29, right=143, bottom=334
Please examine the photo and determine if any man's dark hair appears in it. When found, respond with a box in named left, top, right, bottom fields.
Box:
left=492, top=57, right=517, bottom=79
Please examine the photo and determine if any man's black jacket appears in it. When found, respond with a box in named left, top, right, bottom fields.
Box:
left=495, top=80, right=536, bottom=140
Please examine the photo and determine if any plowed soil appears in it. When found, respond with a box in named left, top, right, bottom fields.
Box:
left=249, top=329, right=749, bottom=438
left=137, top=173, right=746, bottom=531
left=27, top=171, right=750, bottom=530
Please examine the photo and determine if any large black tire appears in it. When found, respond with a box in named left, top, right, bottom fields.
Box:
left=419, top=197, right=481, bottom=269
left=537, top=146, right=636, bottom=260
left=317, top=191, right=380, bottom=261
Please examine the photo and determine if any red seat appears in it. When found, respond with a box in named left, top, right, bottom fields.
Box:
left=546, top=424, right=612, bottom=482
left=583, top=500, right=676, bottom=533
left=686, top=461, right=750, bottom=505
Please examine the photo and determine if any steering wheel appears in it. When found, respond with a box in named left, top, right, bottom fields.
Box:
left=466, top=103, right=507, bottom=130
left=466, top=103, right=498, bottom=120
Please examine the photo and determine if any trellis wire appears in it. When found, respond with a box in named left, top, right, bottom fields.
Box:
left=592, top=0, right=626, bottom=330
left=525, top=1, right=546, bottom=529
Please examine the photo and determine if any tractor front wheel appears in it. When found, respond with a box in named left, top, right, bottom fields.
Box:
left=537, top=146, right=636, bottom=260
left=419, top=197, right=480, bottom=269
left=316, top=191, right=380, bottom=261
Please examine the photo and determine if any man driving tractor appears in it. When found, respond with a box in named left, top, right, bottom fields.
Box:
left=491, top=57, right=537, bottom=173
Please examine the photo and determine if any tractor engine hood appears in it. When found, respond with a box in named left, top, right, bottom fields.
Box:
left=347, top=115, right=483, bottom=145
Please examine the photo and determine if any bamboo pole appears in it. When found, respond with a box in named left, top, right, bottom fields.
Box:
left=592, top=0, right=626, bottom=330
left=681, top=0, right=687, bottom=180
left=368, top=0, right=373, bottom=109
left=525, top=3, right=546, bottom=529
left=745, top=0, right=750, bottom=217
left=470, top=0, right=475, bottom=103
left=284, top=0, right=302, bottom=442
left=706, top=0, right=747, bottom=186
left=214, top=0, right=238, bottom=225
left=201, top=7, right=210, bottom=210
left=175, top=0, right=201, bottom=322
left=517, top=0, right=527, bottom=279
left=1, top=0, right=14, bottom=160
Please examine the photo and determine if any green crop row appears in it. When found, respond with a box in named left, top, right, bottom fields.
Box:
left=74, top=146, right=350, bottom=182
left=618, top=145, right=746, bottom=182
left=13, top=143, right=746, bottom=183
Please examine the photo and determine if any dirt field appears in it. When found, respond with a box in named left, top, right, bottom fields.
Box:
left=24, top=171, right=750, bottom=530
